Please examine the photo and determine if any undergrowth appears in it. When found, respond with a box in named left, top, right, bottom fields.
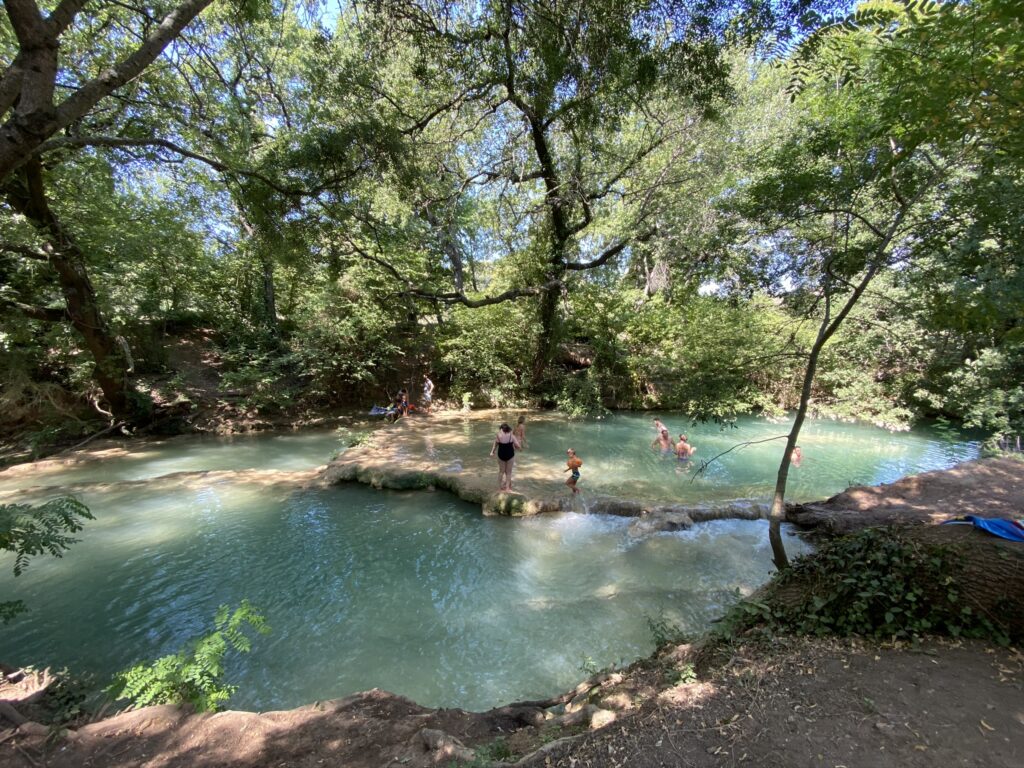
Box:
left=724, top=528, right=1011, bottom=645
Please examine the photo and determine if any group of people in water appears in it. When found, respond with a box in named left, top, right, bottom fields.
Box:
left=487, top=415, right=705, bottom=496
left=394, top=377, right=810, bottom=493
left=651, top=418, right=697, bottom=461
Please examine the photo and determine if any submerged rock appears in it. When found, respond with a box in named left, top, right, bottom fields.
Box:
left=628, top=511, right=694, bottom=537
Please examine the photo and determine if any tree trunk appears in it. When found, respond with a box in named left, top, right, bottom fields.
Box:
left=7, top=160, right=138, bottom=419
left=531, top=280, right=560, bottom=387
left=769, top=259, right=884, bottom=570
left=768, top=336, right=824, bottom=570
left=261, top=253, right=278, bottom=333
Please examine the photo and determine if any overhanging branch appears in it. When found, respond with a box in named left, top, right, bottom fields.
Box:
left=565, top=229, right=655, bottom=271
left=37, top=135, right=300, bottom=195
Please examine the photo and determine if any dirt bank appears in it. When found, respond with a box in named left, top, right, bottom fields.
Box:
left=790, top=457, right=1024, bottom=533
left=3, top=636, right=1020, bottom=768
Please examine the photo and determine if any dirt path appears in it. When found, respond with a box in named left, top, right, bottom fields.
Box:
left=526, top=637, right=1024, bottom=768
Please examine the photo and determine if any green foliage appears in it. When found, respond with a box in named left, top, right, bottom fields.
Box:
left=0, top=600, right=27, bottom=624
left=219, top=346, right=301, bottom=413
left=287, top=284, right=405, bottom=403
left=645, top=612, right=692, bottom=649
left=666, top=662, right=698, bottom=686
left=108, top=601, right=270, bottom=712
left=437, top=302, right=538, bottom=407
left=40, top=668, right=93, bottom=728
left=0, top=497, right=93, bottom=579
left=474, top=737, right=514, bottom=763
left=577, top=654, right=600, bottom=676
left=553, top=370, right=608, bottom=419
left=0, top=496, right=93, bottom=623
left=600, top=292, right=798, bottom=417
left=730, top=529, right=1010, bottom=644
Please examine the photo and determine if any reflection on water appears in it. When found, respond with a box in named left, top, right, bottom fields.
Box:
left=0, top=482, right=811, bottom=712
left=0, top=427, right=358, bottom=492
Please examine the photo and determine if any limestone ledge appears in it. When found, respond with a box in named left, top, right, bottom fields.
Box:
left=320, top=453, right=771, bottom=534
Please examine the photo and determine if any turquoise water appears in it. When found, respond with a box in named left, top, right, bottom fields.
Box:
left=0, top=482, right=810, bottom=711
left=397, top=412, right=980, bottom=505
left=0, top=427, right=356, bottom=492
left=0, top=415, right=977, bottom=712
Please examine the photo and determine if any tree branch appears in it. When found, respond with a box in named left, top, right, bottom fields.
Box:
left=0, top=0, right=215, bottom=182
left=403, top=279, right=562, bottom=308
left=0, top=296, right=67, bottom=322
left=0, top=241, right=50, bottom=260
left=36, top=135, right=303, bottom=196
left=565, top=229, right=655, bottom=271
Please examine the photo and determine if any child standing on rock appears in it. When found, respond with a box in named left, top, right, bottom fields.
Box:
left=564, top=448, right=582, bottom=494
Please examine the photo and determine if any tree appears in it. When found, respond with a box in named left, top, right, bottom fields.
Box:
left=0, top=0, right=225, bottom=419
left=370, top=0, right=734, bottom=388
left=743, top=0, right=1023, bottom=568
left=0, top=0, right=217, bottom=182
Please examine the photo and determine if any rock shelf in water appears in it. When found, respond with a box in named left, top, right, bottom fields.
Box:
left=319, top=411, right=772, bottom=532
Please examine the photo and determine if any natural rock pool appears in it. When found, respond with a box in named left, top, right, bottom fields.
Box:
left=0, top=415, right=978, bottom=712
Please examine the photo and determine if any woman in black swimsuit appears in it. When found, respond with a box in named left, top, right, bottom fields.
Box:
left=489, top=422, right=522, bottom=491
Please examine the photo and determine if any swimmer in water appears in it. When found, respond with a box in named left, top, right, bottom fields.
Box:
left=675, top=434, right=696, bottom=460
left=652, top=428, right=674, bottom=453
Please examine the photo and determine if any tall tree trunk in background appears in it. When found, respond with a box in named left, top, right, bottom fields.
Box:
left=7, top=159, right=138, bottom=419
left=261, top=252, right=278, bottom=334
left=238, top=212, right=278, bottom=334
left=531, top=280, right=560, bottom=387
left=424, top=208, right=465, bottom=293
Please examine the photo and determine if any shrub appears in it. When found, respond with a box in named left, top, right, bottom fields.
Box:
left=729, top=528, right=1010, bottom=644
left=108, top=601, right=270, bottom=712
left=553, top=370, right=607, bottom=419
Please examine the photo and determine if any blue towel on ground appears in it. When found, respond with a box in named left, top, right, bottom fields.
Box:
left=943, top=515, right=1024, bottom=542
